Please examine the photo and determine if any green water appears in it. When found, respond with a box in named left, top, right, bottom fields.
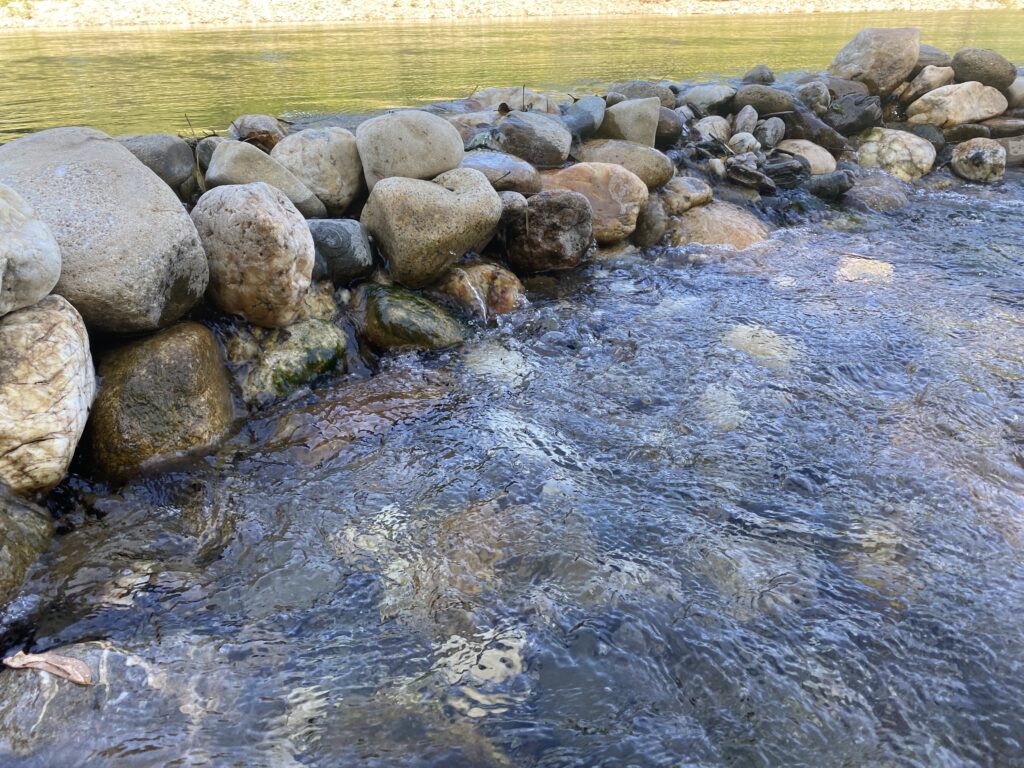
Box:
left=1, top=10, right=1022, bottom=142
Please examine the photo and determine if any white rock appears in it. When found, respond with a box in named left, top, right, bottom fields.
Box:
left=356, top=110, right=465, bottom=190
left=205, top=141, right=327, bottom=218
left=856, top=128, right=936, bottom=182
left=0, top=184, right=61, bottom=318
left=906, top=81, right=1009, bottom=128
left=776, top=139, right=837, bottom=175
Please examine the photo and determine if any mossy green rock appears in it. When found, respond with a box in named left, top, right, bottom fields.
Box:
left=353, top=284, right=465, bottom=351
left=0, top=484, right=52, bottom=609
left=241, top=319, right=348, bottom=405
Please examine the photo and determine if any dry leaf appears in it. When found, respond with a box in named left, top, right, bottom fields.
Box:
left=3, top=650, right=93, bottom=686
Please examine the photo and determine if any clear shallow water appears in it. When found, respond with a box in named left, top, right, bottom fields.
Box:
left=0, top=10, right=1022, bottom=142
left=2, top=170, right=1024, bottom=766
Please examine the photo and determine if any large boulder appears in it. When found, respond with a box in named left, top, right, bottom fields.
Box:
left=227, top=113, right=287, bottom=151
left=115, top=133, right=195, bottom=196
left=776, top=139, right=837, bottom=175
left=360, top=167, right=502, bottom=289
left=191, top=183, right=314, bottom=328
left=733, top=85, right=794, bottom=115
left=504, top=189, right=593, bottom=274
left=0, top=184, right=60, bottom=318
left=578, top=139, right=675, bottom=188
left=667, top=201, right=770, bottom=249
left=88, top=322, right=234, bottom=478
left=596, top=97, right=661, bottom=147
left=951, top=48, right=1017, bottom=91
left=950, top=137, right=1007, bottom=183
left=352, top=283, right=464, bottom=351
left=541, top=162, right=648, bottom=245
left=0, top=485, right=52, bottom=610
left=205, top=141, right=327, bottom=218
left=0, top=127, right=208, bottom=333
left=459, top=150, right=541, bottom=195
left=906, top=81, right=1009, bottom=128
left=493, top=111, right=572, bottom=168
left=0, top=295, right=95, bottom=494
left=307, top=219, right=374, bottom=286
left=269, top=128, right=364, bottom=213
left=856, top=127, right=936, bottom=182
left=356, top=110, right=465, bottom=190
left=435, top=262, right=525, bottom=322
left=828, top=28, right=921, bottom=96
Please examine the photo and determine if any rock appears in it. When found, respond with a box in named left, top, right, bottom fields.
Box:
left=843, top=170, right=910, bottom=212
left=1006, top=77, right=1024, bottom=110
left=913, top=44, right=953, bottom=76
left=656, top=107, right=684, bottom=148
left=908, top=123, right=946, bottom=151
left=0, top=184, right=60, bottom=318
left=352, top=284, right=464, bottom=351
left=950, top=137, right=1007, bottom=183
left=733, top=105, right=758, bottom=135
left=828, top=28, right=921, bottom=96
left=951, top=48, right=1017, bottom=91
left=723, top=324, right=798, bottom=370
left=943, top=124, right=991, bottom=142
left=795, top=81, right=831, bottom=116
left=606, top=91, right=626, bottom=107
left=728, top=132, right=761, bottom=154
left=361, top=167, right=502, bottom=289
left=205, top=140, right=327, bottom=218
left=856, top=127, right=936, bottom=182
left=269, top=128, right=364, bottom=213
left=307, top=219, right=374, bottom=286
left=596, top=97, right=661, bottom=146
left=782, top=103, right=849, bottom=155
left=578, top=139, right=674, bottom=188
left=471, top=86, right=566, bottom=113
left=89, top=322, right=233, bottom=477
left=0, top=296, right=94, bottom=494
left=614, top=80, right=676, bottom=109
left=504, top=189, right=593, bottom=273
left=498, top=190, right=528, bottom=228
left=563, top=96, right=606, bottom=139
left=900, top=65, right=955, bottom=106
left=0, top=127, right=209, bottom=333
left=227, top=113, right=287, bottom=152
left=661, top=175, right=713, bottom=215
left=776, top=139, right=836, bottom=175
left=743, top=65, right=775, bottom=85
left=906, top=81, right=1009, bottom=128
left=541, top=162, right=648, bottom=245
left=995, top=135, right=1024, bottom=165
left=632, top=194, right=669, bottom=247
left=191, top=182, right=314, bottom=327
left=196, top=135, right=228, bottom=173
left=814, top=76, right=872, bottom=100
left=734, top=85, right=794, bottom=115
left=115, top=133, right=195, bottom=196
left=763, top=153, right=811, bottom=189
left=448, top=109, right=501, bottom=143
left=754, top=116, right=786, bottom=148
left=0, top=485, right=52, bottom=609
left=706, top=158, right=727, bottom=181
left=695, top=116, right=731, bottom=142
left=835, top=255, right=894, bottom=282
left=680, top=84, right=736, bottom=114
left=979, top=117, right=1024, bottom=139
left=356, top=110, right=464, bottom=190
left=435, top=262, right=525, bottom=321
left=666, top=200, right=770, bottom=249
left=459, top=150, right=541, bottom=195
left=803, top=169, right=855, bottom=200
left=493, top=111, right=572, bottom=168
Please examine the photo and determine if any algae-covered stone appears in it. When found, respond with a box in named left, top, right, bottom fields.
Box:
left=435, top=262, right=525, bottom=322
left=240, top=319, right=349, bottom=406
left=89, top=322, right=234, bottom=478
left=541, top=162, right=648, bottom=245
left=0, top=484, right=52, bottom=609
left=0, top=183, right=61, bottom=318
left=356, top=110, right=465, bottom=190
left=856, top=127, right=936, bottom=182
left=578, top=139, right=674, bottom=188
left=352, top=284, right=464, bottom=351
left=667, top=200, right=770, bottom=249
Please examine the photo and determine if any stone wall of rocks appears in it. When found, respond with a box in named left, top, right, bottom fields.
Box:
left=0, top=27, right=1021, bottom=607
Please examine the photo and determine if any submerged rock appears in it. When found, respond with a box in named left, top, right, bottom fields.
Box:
left=435, top=262, right=525, bottom=322
left=459, top=150, right=541, bottom=195
left=541, top=162, right=648, bottom=245
left=596, top=97, right=660, bottom=147
left=352, top=284, right=464, bottom=351
left=842, top=170, right=910, bottom=212
left=906, top=81, right=1009, bottom=128
left=950, top=138, right=1007, bottom=183
left=666, top=201, right=770, bottom=249
left=578, top=139, right=674, bottom=188
left=0, top=183, right=60, bottom=318
left=307, top=218, right=375, bottom=286
left=828, top=27, right=921, bottom=96
left=856, top=127, right=936, bottom=182
left=89, top=321, right=234, bottom=478
left=270, top=127, right=364, bottom=213
left=0, top=485, right=52, bottom=609
left=227, top=113, right=287, bottom=151
left=722, top=323, right=798, bottom=370
left=504, top=189, right=593, bottom=273
left=0, top=296, right=94, bottom=494
left=205, top=140, right=327, bottom=218
left=356, top=110, right=465, bottom=190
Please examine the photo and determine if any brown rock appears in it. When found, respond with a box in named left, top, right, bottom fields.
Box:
left=542, top=162, right=648, bottom=245
left=505, top=189, right=593, bottom=273
left=667, top=201, right=770, bottom=249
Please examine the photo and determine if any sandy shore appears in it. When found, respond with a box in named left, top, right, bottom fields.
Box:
left=1, top=0, right=1021, bottom=30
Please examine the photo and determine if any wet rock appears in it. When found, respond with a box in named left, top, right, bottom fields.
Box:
left=459, top=150, right=541, bottom=195
left=578, top=139, right=674, bottom=188
left=912, top=43, right=953, bottom=76
left=781, top=103, right=848, bottom=155
left=695, top=115, right=731, bottom=142
left=804, top=169, right=855, bottom=200
left=205, top=140, right=327, bottom=218
left=856, top=127, right=936, bottom=181
left=906, top=81, right=1009, bottom=128
left=666, top=200, right=769, bottom=249
left=196, top=135, right=227, bottom=173
left=596, top=97, right=660, bottom=146
left=115, top=133, right=195, bottom=196
left=950, top=137, right=1007, bottom=183
left=943, top=124, right=991, bottom=142
left=0, top=485, right=52, bottom=609
left=655, top=107, right=684, bottom=148
left=504, top=189, right=592, bottom=273
left=191, top=182, right=314, bottom=327
left=0, top=296, right=94, bottom=494
left=763, top=153, right=811, bottom=189
left=978, top=117, right=1024, bottom=139
left=776, top=139, right=836, bottom=175
left=951, top=48, right=1017, bottom=91
left=743, top=64, right=775, bottom=85
left=900, top=65, right=955, bottom=106
left=795, top=80, right=831, bottom=116
left=361, top=167, right=502, bottom=289
left=660, top=175, right=713, bottom=215
left=356, top=110, right=464, bottom=191
left=0, top=183, right=60, bottom=318
left=227, top=113, right=287, bottom=151
left=828, top=27, right=921, bottom=96
left=352, top=283, right=464, bottom=351
left=842, top=169, right=910, bottom=212
left=89, top=322, right=233, bottom=477
left=541, top=162, right=648, bottom=245
left=493, top=111, right=572, bottom=168
left=435, top=262, right=525, bottom=322
left=733, top=84, right=794, bottom=115
left=307, top=219, right=374, bottom=286
left=0, top=127, right=208, bottom=333
left=908, top=123, right=946, bottom=151
left=680, top=84, right=735, bottom=114
left=754, top=116, right=786, bottom=148
left=836, top=255, right=894, bottom=282
left=269, top=127, right=364, bottom=213
left=728, top=132, right=761, bottom=155
left=614, top=80, right=676, bottom=109
left=632, top=194, right=669, bottom=247
left=733, top=104, right=758, bottom=135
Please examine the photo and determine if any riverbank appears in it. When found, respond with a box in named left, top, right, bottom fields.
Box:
left=1, top=0, right=1021, bottom=30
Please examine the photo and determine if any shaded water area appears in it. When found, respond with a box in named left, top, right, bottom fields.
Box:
left=2, top=166, right=1023, bottom=765
left=1, top=9, right=1024, bottom=142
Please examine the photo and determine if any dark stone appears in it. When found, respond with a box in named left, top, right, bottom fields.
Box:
left=505, top=189, right=593, bottom=274
left=0, top=485, right=52, bottom=610
left=656, top=107, right=684, bottom=148
left=782, top=103, right=849, bottom=155
left=908, top=123, right=946, bottom=151
left=823, top=93, right=883, bottom=136
left=804, top=169, right=855, bottom=200
left=307, top=219, right=375, bottom=286
left=980, top=117, right=1024, bottom=139
left=733, top=85, right=794, bottom=115
left=351, top=284, right=464, bottom=351
left=943, top=124, right=992, bottom=143
left=912, top=44, right=953, bottom=77
left=801, top=75, right=870, bottom=100
left=742, top=64, right=775, bottom=85
left=951, top=47, right=1017, bottom=91
left=763, top=153, right=811, bottom=189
